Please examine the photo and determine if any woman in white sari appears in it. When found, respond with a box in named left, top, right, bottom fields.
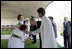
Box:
left=8, top=24, right=30, bottom=48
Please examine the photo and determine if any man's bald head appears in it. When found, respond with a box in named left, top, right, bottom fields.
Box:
left=64, top=17, right=68, bottom=22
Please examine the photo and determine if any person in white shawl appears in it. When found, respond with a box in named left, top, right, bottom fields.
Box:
left=8, top=24, right=30, bottom=48
left=30, top=7, right=57, bottom=48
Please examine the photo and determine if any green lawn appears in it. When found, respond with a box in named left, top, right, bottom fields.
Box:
left=1, top=30, right=12, bottom=35
left=1, top=39, right=8, bottom=48
left=1, top=29, right=63, bottom=37
left=1, top=39, right=62, bottom=48
left=60, top=30, right=64, bottom=36
left=1, top=30, right=62, bottom=48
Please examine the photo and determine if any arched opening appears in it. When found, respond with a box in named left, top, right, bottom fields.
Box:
left=45, top=1, right=71, bottom=47
left=45, top=1, right=71, bottom=33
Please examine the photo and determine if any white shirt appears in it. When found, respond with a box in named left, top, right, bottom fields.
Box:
left=32, top=16, right=57, bottom=48
left=65, top=21, right=68, bottom=25
left=19, top=21, right=24, bottom=24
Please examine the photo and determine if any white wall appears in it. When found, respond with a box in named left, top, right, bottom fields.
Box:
left=1, top=18, right=18, bottom=26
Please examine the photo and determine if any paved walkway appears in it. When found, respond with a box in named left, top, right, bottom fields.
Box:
left=1, top=31, right=64, bottom=47
left=1, top=35, right=10, bottom=39
left=57, top=31, right=64, bottom=47
left=1, top=34, right=39, bottom=39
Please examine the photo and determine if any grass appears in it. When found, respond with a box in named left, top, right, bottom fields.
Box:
left=1, top=39, right=62, bottom=48
left=60, top=30, right=64, bottom=36
left=1, top=30, right=12, bottom=35
left=1, top=29, right=62, bottom=48
left=1, top=29, right=63, bottom=37
left=1, top=39, right=8, bottom=48
left=57, top=43, right=62, bottom=48
left=25, top=39, right=40, bottom=48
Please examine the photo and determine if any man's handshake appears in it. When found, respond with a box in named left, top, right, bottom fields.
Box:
left=29, top=31, right=32, bottom=34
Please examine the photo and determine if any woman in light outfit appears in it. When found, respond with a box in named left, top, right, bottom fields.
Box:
left=8, top=24, right=30, bottom=48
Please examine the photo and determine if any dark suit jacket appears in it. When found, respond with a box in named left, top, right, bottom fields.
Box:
left=52, top=22, right=57, bottom=38
left=30, top=21, right=42, bottom=47
left=30, top=21, right=41, bottom=31
left=63, top=21, right=71, bottom=36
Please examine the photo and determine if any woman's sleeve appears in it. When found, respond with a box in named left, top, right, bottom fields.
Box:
left=21, top=33, right=25, bottom=42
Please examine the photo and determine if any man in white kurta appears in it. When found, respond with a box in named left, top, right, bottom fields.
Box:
left=31, top=7, right=57, bottom=48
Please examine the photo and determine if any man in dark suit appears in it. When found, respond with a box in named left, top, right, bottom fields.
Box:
left=30, top=21, right=42, bottom=47
left=63, top=17, right=71, bottom=48
left=30, top=21, right=41, bottom=44
left=48, top=16, right=57, bottom=38
left=30, top=24, right=37, bottom=44
left=29, top=16, right=37, bottom=44
left=37, top=21, right=42, bottom=48
left=30, top=16, right=42, bottom=48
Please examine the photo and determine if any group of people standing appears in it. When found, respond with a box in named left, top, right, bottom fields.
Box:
left=8, top=7, right=71, bottom=48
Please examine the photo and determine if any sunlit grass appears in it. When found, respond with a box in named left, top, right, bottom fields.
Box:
left=1, top=30, right=12, bottom=35
left=1, top=39, right=62, bottom=48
